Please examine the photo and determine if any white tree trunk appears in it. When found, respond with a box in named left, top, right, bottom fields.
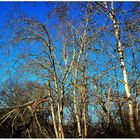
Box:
left=73, top=70, right=82, bottom=138
left=47, top=81, right=59, bottom=138
left=83, top=94, right=87, bottom=138
left=107, top=2, right=135, bottom=133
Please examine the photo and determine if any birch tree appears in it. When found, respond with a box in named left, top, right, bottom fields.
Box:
left=93, top=1, right=136, bottom=135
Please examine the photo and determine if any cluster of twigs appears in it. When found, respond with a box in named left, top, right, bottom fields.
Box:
left=0, top=98, right=51, bottom=138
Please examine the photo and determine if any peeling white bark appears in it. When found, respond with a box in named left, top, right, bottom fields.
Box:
left=107, top=1, right=135, bottom=133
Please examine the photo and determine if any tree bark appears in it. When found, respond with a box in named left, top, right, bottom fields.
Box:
left=57, top=102, right=64, bottom=138
left=47, top=81, right=59, bottom=138
left=73, top=71, right=82, bottom=138
left=82, top=67, right=88, bottom=138
left=83, top=93, right=87, bottom=138
left=106, top=1, right=136, bottom=134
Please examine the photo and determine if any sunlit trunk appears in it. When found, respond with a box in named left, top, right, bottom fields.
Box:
left=107, top=1, right=135, bottom=134
left=57, top=103, right=64, bottom=138
left=83, top=93, right=87, bottom=138
left=53, top=75, right=64, bottom=138
left=47, top=81, right=59, bottom=138
left=82, top=67, right=88, bottom=138
left=73, top=71, right=82, bottom=137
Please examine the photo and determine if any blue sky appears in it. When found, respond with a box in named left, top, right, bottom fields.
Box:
left=0, top=2, right=139, bottom=124
left=0, top=2, right=139, bottom=87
